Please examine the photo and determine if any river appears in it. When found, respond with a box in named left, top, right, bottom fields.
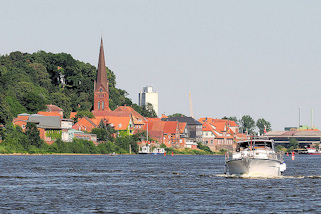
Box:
left=0, top=154, right=320, bottom=213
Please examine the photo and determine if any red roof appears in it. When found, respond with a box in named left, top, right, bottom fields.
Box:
left=178, top=122, right=187, bottom=133
left=114, top=106, right=145, bottom=121
left=37, top=111, right=62, bottom=118
left=69, top=112, right=77, bottom=119
left=163, top=121, right=178, bottom=134
left=92, top=116, right=131, bottom=130
left=46, top=104, right=63, bottom=112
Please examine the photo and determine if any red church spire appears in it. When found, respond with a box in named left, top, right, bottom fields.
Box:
left=93, top=37, right=110, bottom=113
left=96, top=37, right=108, bottom=92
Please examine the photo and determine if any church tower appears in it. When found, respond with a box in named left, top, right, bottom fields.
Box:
left=93, top=37, right=110, bottom=114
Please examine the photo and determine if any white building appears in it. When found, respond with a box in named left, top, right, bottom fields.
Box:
left=138, top=86, right=159, bottom=116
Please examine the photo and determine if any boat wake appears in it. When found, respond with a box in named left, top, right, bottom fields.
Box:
left=216, top=174, right=321, bottom=179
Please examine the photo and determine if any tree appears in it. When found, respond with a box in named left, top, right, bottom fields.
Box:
left=256, top=118, right=272, bottom=134
left=75, top=110, right=94, bottom=119
left=289, top=138, right=299, bottom=149
left=91, top=119, right=116, bottom=142
left=25, top=122, right=42, bottom=148
left=0, top=95, right=13, bottom=125
left=21, top=92, right=48, bottom=113
left=241, top=115, right=255, bottom=134
left=222, top=116, right=238, bottom=124
left=168, top=113, right=186, bottom=118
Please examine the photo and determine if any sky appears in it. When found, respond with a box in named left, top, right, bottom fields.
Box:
left=1, top=0, right=321, bottom=131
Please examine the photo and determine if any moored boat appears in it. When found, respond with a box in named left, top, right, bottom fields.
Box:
left=151, top=148, right=165, bottom=155
left=306, top=147, right=321, bottom=155
left=225, top=139, right=286, bottom=177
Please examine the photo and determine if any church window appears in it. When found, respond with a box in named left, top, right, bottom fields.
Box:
left=98, top=101, right=100, bottom=109
left=102, top=101, right=104, bottom=110
left=100, top=88, right=103, bottom=93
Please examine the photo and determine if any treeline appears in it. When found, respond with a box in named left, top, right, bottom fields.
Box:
left=0, top=123, right=141, bottom=154
left=222, top=115, right=272, bottom=134
left=0, top=51, right=156, bottom=125
left=0, top=123, right=216, bottom=155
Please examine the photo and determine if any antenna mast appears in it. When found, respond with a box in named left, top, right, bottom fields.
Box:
left=189, top=92, right=194, bottom=118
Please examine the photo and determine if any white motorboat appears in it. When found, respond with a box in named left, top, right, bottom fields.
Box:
left=139, top=145, right=150, bottom=154
left=139, top=145, right=165, bottom=155
left=151, top=148, right=165, bottom=155
left=225, top=139, right=286, bottom=177
left=306, top=147, right=321, bottom=155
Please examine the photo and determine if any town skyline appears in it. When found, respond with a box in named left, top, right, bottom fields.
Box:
left=2, top=1, right=321, bottom=130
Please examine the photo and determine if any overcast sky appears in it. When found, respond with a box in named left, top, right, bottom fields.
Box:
left=1, top=0, right=321, bottom=131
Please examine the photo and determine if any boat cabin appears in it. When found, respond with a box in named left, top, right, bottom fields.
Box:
left=236, top=140, right=274, bottom=152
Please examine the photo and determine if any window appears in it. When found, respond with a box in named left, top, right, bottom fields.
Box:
left=99, top=88, right=103, bottom=92
left=98, top=101, right=100, bottom=109
left=102, top=101, right=104, bottom=110
left=211, top=140, right=213, bottom=145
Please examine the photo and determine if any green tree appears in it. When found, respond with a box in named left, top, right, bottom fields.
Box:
left=21, top=92, right=48, bottom=113
left=222, top=116, right=239, bottom=124
left=168, top=113, right=187, bottom=118
left=241, top=115, right=255, bottom=134
left=256, top=118, right=272, bottom=134
left=25, top=122, right=43, bottom=148
left=0, top=95, right=13, bottom=125
left=91, top=119, right=116, bottom=142
left=288, top=138, right=299, bottom=149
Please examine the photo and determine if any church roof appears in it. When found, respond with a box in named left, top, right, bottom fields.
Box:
left=96, top=37, right=108, bottom=92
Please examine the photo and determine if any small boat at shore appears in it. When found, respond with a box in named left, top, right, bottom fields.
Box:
left=151, top=148, right=165, bottom=155
left=139, top=146, right=165, bottom=155
left=306, top=148, right=321, bottom=155
left=225, top=139, right=286, bottom=177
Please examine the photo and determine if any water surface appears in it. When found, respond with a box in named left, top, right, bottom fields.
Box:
left=0, top=154, right=320, bottom=213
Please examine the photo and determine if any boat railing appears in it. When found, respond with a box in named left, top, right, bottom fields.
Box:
left=226, top=150, right=284, bottom=162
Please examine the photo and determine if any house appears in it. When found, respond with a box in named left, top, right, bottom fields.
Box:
left=142, top=120, right=193, bottom=149
left=92, top=116, right=134, bottom=136
left=13, top=113, right=96, bottom=145
left=198, top=118, right=244, bottom=152
left=72, top=117, right=97, bottom=132
left=162, top=116, right=203, bottom=143
left=38, top=104, right=64, bottom=118
left=114, top=105, right=146, bottom=130
left=66, top=129, right=97, bottom=145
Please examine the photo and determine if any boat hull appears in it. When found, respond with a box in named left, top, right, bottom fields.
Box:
left=227, top=158, right=282, bottom=177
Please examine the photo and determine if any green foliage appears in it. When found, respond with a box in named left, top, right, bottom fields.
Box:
left=256, top=118, right=272, bottom=134
left=168, top=113, right=186, bottom=118
left=0, top=95, right=13, bottom=125
left=275, top=145, right=287, bottom=152
left=97, top=141, right=119, bottom=154
left=5, top=96, right=27, bottom=116
left=45, top=130, right=62, bottom=140
left=222, top=116, right=238, bottom=124
left=0, top=50, right=136, bottom=123
left=25, top=122, right=43, bottom=148
left=241, top=115, right=255, bottom=134
left=76, top=110, right=94, bottom=119
left=91, top=119, right=116, bottom=142
left=197, top=142, right=213, bottom=154
left=131, top=103, right=157, bottom=118
left=288, top=138, right=299, bottom=149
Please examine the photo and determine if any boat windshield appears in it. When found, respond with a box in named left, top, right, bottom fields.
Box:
left=236, top=141, right=250, bottom=152
left=236, top=140, right=273, bottom=152
left=253, top=141, right=273, bottom=150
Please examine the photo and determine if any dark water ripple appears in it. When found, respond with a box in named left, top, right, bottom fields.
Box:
left=0, top=155, right=320, bottom=213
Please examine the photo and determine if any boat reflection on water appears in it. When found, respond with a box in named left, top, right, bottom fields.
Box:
left=225, top=139, right=286, bottom=177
